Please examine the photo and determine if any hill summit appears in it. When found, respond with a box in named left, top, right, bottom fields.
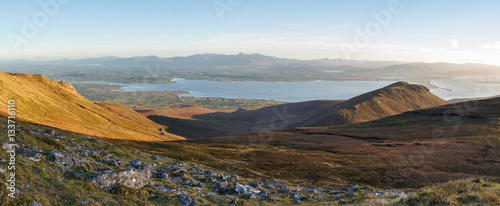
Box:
left=0, top=72, right=183, bottom=141
left=313, top=81, right=449, bottom=125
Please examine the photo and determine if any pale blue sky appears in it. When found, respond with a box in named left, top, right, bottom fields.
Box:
left=1, top=0, right=500, bottom=65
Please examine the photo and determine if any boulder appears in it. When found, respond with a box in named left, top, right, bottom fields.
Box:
left=88, top=168, right=152, bottom=190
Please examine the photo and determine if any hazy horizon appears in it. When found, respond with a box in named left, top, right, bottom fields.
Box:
left=2, top=0, right=500, bottom=65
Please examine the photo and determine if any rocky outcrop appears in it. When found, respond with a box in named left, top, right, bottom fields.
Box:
left=49, top=151, right=86, bottom=167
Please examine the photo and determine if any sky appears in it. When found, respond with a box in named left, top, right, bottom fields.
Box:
left=1, top=0, right=500, bottom=65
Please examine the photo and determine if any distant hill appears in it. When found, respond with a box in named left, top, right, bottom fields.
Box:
left=0, top=72, right=184, bottom=141
left=145, top=82, right=448, bottom=139
left=311, top=82, right=449, bottom=126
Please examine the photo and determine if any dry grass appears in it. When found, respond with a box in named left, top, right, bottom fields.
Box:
left=397, top=178, right=500, bottom=205
left=0, top=72, right=183, bottom=141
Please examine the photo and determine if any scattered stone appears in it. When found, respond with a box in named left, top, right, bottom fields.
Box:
left=234, top=183, right=260, bottom=194
left=74, top=150, right=101, bottom=157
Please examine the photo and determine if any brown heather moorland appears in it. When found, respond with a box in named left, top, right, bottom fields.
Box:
left=107, top=97, right=500, bottom=189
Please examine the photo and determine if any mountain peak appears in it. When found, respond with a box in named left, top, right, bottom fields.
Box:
left=384, top=81, right=429, bottom=92
left=311, top=82, right=448, bottom=126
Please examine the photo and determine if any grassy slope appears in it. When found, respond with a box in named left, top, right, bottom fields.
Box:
left=0, top=72, right=183, bottom=141
left=1, top=117, right=498, bottom=205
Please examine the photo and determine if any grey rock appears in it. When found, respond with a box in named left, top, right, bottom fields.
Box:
left=74, top=150, right=101, bottom=157
left=169, top=177, right=184, bottom=185
left=33, top=153, right=44, bottom=158
left=293, top=194, right=301, bottom=203
left=30, top=200, right=43, bottom=206
left=102, top=153, right=115, bottom=160
left=50, top=151, right=86, bottom=167
left=15, top=147, right=29, bottom=153
left=176, top=194, right=195, bottom=206
left=231, top=197, right=239, bottom=204
left=129, top=160, right=147, bottom=169
left=184, top=179, right=202, bottom=188
left=203, top=170, right=214, bottom=177
left=153, top=172, right=168, bottom=179
left=78, top=199, right=90, bottom=205
left=28, top=157, right=41, bottom=162
left=168, top=166, right=186, bottom=174
left=155, top=185, right=172, bottom=193
left=257, top=190, right=270, bottom=199
left=88, top=168, right=152, bottom=190
left=44, top=129, right=56, bottom=136
left=257, top=179, right=288, bottom=190
left=180, top=172, right=191, bottom=180
left=53, top=134, right=66, bottom=139
left=212, top=180, right=231, bottom=193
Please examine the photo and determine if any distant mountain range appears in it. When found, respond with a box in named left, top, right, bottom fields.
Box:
left=0, top=53, right=400, bottom=68
left=2, top=53, right=500, bottom=89
left=3, top=53, right=499, bottom=76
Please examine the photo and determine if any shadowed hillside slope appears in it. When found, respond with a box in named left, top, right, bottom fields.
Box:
left=0, top=72, right=183, bottom=141
left=143, top=82, right=448, bottom=139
